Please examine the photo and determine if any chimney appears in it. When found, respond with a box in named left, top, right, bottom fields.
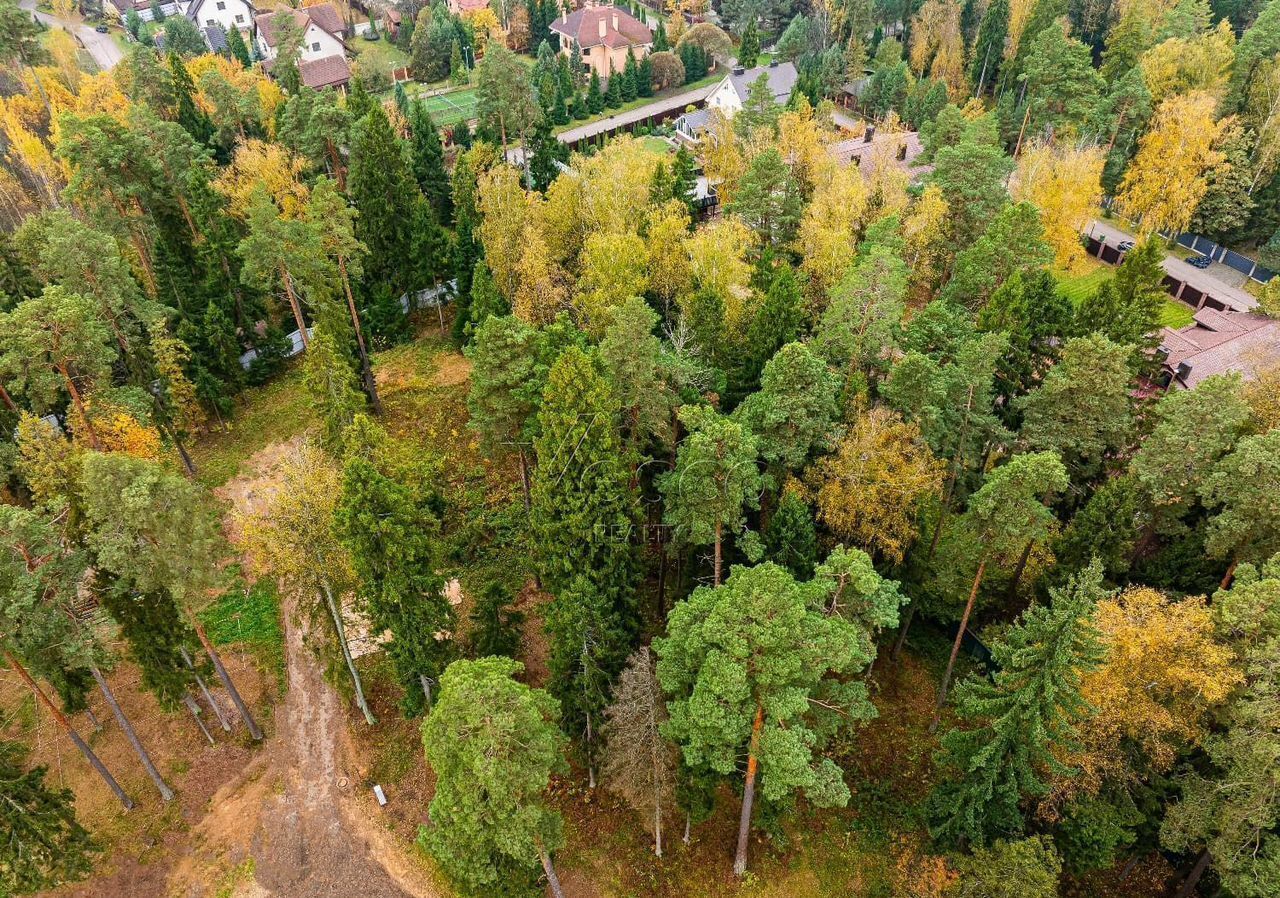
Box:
left=612, top=11, right=618, bottom=31
left=599, top=15, right=607, bottom=38
left=863, top=125, right=876, bottom=143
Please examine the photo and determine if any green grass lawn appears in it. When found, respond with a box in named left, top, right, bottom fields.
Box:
left=349, top=34, right=410, bottom=79
left=189, top=362, right=316, bottom=489
left=1052, top=261, right=1114, bottom=304
left=1054, top=259, right=1195, bottom=329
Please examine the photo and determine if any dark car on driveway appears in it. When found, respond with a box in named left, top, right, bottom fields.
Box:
left=95, top=23, right=109, bottom=32
left=1186, top=254, right=1212, bottom=269
left=1118, top=239, right=1135, bottom=252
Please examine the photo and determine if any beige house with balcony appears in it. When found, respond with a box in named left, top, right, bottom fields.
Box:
left=550, top=2, right=653, bottom=79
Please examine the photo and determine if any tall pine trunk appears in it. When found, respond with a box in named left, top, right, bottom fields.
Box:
left=538, top=841, right=566, bottom=898
left=91, top=666, right=174, bottom=802
left=891, top=601, right=916, bottom=661
left=1173, top=848, right=1212, bottom=898
left=4, top=648, right=133, bottom=810
left=930, top=558, right=987, bottom=733
left=191, top=618, right=264, bottom=740
left=320, top=576, right=376, bottom=725
left=340, top=256, right=381, bottom=414
left=281, top=269, right=309, bottom=348
left=181, top=646, right=230, bottom=732
left=734, top=702, right=765, bottom=877
left=183, top=694, right=215, bottom=744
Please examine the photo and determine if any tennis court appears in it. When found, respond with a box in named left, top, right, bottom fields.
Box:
left=416, top=88, right=479, bottom=126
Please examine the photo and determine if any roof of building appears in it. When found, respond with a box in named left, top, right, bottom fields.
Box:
left=262, top=52, right=352, bottom=88
left=255, top=3, right=345, bottom=47
left=203, top=23, right=229, bottom=51
left=724, top=60, right=798, bottom=105
left=450, top=0, right=491, bottom=12
left=1160, top=307, right=1280, bottom=388
left=828, top=128, right=931, bottom=178
left=110, top=0, right=176, bottom=14
left=549, top=3, right=652, bottom=50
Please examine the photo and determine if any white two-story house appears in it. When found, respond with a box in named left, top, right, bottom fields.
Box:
left=254, top=3, right=347, bottom=62
left=186, top=0, right=255, bottom=37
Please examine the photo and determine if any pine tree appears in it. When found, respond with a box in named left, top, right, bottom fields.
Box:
left=0, top=739, right=98, bottom=893
left=968, top=0, right=1008, bottom=95
left=421, top=657, right=569, bottom=897
left=530, top=346, right=639, bottom=599
left=737, top=18, right=760, bottom=67
left=408, top=102, right=453, bottom=223
left=931, top=562, right=1108, bottom=846
left=227, top=25, right=252, bottom=67
left=735, top=341, right=839, bottom=472
left=335, top=437, right=454, bottom=716
left=656, top=562, right=879, bottom=876
left=658, top=405, right=763, bottom=586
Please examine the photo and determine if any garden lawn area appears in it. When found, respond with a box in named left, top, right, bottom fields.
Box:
left=1158, top=297, right=1196, bottom=328
left=639, top=135, right=675, bottom=155
left=188, top=362, right=316, bottom=489
left=1053, top=260, right=1114, bottom=304
left=349, top=35, right=410, bottom=80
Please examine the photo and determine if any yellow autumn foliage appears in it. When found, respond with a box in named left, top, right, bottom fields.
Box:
left=216, top=138, right=311, bottom=219
left=1013, top=141, right=1106, bottom=271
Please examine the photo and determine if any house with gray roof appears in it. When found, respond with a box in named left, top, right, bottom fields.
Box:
left=705, top=60, right=797, bottom=117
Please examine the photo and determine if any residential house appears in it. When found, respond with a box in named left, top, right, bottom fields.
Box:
left=550, top=1, right=652, bottom=80
left=1159, top=306, right=1280, bottom=389
left=828, top=126, right=931, bottom=180
left=447, top=0, right=491, bottom=14
left=674, top=59, right=797, bottom=142
left=109, top=0, right=184, bottom=23
left=255, top=3, right=347, bottom=62
left=704, top=59, right=797, bottom=117
left=187, top=0, right=254, bottom=37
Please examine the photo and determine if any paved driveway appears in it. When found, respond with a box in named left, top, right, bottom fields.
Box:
left=20, top=0, right=124, bottom=71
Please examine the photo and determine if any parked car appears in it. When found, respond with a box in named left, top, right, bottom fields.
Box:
left=1186, top=254, right=1212, bottom=269
left=94, top=23, right=109, bottom=32
left=1117, top=239, right=1135, bottom=252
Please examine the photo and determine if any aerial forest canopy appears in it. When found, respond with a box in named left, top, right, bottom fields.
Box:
left=1, top=0, right=1279, bottom=895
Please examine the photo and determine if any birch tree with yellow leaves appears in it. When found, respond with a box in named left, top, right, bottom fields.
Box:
left=1013, top=141, right=1106, bottom=271
left=1115, top=91, right=1226, bottom=235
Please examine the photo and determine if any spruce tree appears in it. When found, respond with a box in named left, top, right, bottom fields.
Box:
left=527, top=113, right=563, bottom=192
left=227, top=25, right=252, bottom=67
left=0, top=740, right=98, bottom=894
left=969, top=0, right=1009, bottom=95
left=621, top=49, right=639, bottom=102
left=930, top=562, right=1108, bottom=846
left=671, top=145, right=698, bottom=217
left=604, top=62, right=622, bottom=108
left=637, top=54, right=653, bottom=97
left=762, top=488, right=818, bottom=579
left=737, top=18, right=760, bottom=67
left=97, top=581, right=200, bottom=711
left=335, top=436, right=454, bottom=716
left=169, top=52, right=213, bottom=145
left=529, top=346, right=639, bottom=600
left=347, top=104, right=421, bottom=294
left=302, top=321, right=366, bottom=450
left=587, top=69, right=604, bottom=113
left=408, top=102, right=453, bottom=223
left=421, top=657, right=569, bottom=897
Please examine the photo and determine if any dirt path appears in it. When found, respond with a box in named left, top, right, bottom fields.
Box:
left=169, top=439, right=443, bottom=898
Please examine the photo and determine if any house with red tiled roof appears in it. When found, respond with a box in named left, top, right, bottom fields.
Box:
left=447, top=0, right=491, bottom=14
left=1159, top=306, right=1280, bottom=389
left=550, top=1, right=652, bottom=79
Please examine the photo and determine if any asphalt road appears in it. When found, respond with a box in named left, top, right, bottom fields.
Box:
left=20, top=0, right=125, bottom=71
